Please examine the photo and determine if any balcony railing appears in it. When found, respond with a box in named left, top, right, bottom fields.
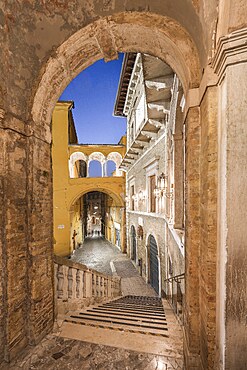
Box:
left=164, top=273, right=185, bottom=324
left=54, top=255, right=121, bottom=314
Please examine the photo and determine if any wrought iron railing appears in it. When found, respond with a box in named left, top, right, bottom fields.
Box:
left=164, top=273, right=185, bottom=324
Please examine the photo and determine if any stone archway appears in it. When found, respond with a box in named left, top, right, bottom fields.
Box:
left=2, top=9, right=211, bottom=368
left=29, top=12, right=203, bottom=369
left=31, top=12, right=202, bottom=134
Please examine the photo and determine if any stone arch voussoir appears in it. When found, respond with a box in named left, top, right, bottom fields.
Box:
left=31, top=12, right=202, bottom=130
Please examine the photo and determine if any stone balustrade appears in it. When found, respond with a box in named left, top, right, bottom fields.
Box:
left=54, top=255, right=121, bottom=314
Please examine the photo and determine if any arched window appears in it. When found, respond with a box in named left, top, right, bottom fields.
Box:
left=88, top=160, right=102, bottom=177
left=106, top=152, right=122, bottom=176
left=75, top=159, right=87, bottom=177
left=106, top=160, right=116, bottom=177
left=69, top=152, right=87, bottom=178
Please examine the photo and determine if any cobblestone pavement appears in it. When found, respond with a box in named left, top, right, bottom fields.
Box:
left=70, top=237, right=122, bottom=275
left=70, top=236, right=157, bottom=296
left=3, top=335, right=183, bottom=370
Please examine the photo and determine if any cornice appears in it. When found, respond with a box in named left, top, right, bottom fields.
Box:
left=212, top=28, right=247, bottom=81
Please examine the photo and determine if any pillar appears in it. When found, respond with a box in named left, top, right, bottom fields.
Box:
left=0, top=110, right=54, bottom=360
left=183, top=106, right=201, bottom=368
left=213, top=29, right=247, bottom=369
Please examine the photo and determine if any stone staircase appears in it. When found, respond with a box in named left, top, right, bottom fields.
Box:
left=64, top=295, right=169, bottom=337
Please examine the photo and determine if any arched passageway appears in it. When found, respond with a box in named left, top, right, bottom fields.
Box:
left=69, top=190, right=125, bottom=253
left=30, top=15, right=204, bottom=370
left=4, top=3, right=246, bottom=369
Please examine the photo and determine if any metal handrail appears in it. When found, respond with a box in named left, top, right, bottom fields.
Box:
left=164, top=272, right=185, bottom=283
left=164, top=272, right=185, bottom=325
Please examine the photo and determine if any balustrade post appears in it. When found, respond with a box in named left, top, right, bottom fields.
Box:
left=76, top=270, right=84, bottom=298
left=108, top=279, right=112, bottom=297
left=84, top=271, right=92, bottom=297
left=54, top=263, right=58, bottom=298
left=68, top=268, right=77, bottom=299
left=57, top=264, right=69, bottom=300
left=62, top=265, right=69, bottom=300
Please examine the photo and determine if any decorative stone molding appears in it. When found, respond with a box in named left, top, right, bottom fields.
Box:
left=107, top=152, right=122, bottom=167
left=212, top=28, right=247, bottom=80
left=88, top=152, right=105, bottom=163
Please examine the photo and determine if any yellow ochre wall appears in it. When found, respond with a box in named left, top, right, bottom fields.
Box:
left=52, top=102, right=126, bottom=256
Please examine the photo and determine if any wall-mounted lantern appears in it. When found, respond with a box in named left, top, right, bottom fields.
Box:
left=154, top=172, right=173, bottom=199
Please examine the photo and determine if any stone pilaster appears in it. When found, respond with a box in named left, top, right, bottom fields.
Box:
left=26, top=135, right=54, bottom=345
left=184, top=106, right=201, bottom=369
left=199, top=86, right=218, bottom=369
left=0, top=112, right=29, bottom=361
left=213, top=28, right=247, bottom=369
left=0, top=111, right=54, bottom=360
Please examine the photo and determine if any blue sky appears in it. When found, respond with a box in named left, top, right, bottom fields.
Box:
left=60, top=53, right=126, bottom=144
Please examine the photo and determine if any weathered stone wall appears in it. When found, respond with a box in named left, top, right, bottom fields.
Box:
left=199, top=86, right=218, bottom=369
left=27, top=137, right=54, bottom=346
left=167, top=231, right=185, bottom=278
left=0, top=122, right=54, bottom=360
left=0, top=127, right=29, bottom=361
left=184, top=107, right=201, bottom=368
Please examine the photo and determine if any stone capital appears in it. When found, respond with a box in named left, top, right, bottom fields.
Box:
left=212, top=28, right=247, bottom=81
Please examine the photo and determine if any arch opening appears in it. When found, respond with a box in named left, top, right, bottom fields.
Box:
left=69, top=190, right=124, bottom=253
left=35, top=11, right=203, bottom=369
left=88, top=160, right=102, bottom=177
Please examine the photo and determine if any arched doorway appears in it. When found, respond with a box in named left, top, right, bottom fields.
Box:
left=130, top=225, right=137, bottom=262
left=148, top=235, right=159, bottom=294
left=29, top=11, right=206, bottom=370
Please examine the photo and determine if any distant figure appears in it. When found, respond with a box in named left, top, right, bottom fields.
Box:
left=72, top=229, right=78, bottom=251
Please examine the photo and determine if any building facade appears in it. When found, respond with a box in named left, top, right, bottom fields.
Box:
left=52, top=102, right=126, bottom=256
left=115, top=53, right=185, bottom=297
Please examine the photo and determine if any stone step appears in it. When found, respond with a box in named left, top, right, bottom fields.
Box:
left=65, top=316, right=169, bottom=337
left=102, top=301, right=164, bottom=309
left=99, top=304, right=164, bottom=314
left=85, top=309, right=167, bottom=322
left=76, top=312, right=167, bottom=326
left=87, top=307, right=166, bottom=319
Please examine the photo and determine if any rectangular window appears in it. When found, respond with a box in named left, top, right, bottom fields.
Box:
left=131, top=185, right=135, bottom=211
left=149, top=175, right=156, bottom=213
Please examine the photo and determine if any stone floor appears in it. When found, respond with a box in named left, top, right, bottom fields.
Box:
left=70, top=236, right=122, bottom=275
left=2, top=237, right=183, bottom=369
left=2, top=335, right=183, bottom=370
left=71, top=236, right=157, bottom=297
